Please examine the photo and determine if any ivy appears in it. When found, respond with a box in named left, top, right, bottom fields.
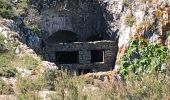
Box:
left=120, top=38, right=169, bottom=78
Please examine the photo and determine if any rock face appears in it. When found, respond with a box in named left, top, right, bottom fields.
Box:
left=30, top=0, right=170, bottom=69
left=1, top=0, right=170, bottom=71
left=100, top=0, right=168, bottom=54
left=0, top=19, right=58, bottom=77
left=38, top=1, right=169, bottom=46
left=40, top=0, right=106, bottom=41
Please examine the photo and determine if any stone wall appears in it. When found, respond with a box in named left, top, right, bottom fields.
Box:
left=43, top=40, right=118, bottom=74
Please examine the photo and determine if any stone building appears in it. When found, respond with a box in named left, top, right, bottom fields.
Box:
left=36, top=0, right=119, bottom=74
left=43, top=41, right=117, bottom=74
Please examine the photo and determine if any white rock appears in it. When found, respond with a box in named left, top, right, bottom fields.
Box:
left=16, top=67, right=32, bottom=77
left=15, top=47, right=20, bottom=54
left=42, top=61, right=58, bottom=70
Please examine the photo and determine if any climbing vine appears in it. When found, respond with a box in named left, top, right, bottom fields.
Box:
left=120, top=37, right=169, bottom=78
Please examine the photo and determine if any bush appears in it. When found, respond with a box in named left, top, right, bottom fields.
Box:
left=103, top=69, right=170, bottom=99
left=0, top=79, right=14, bottom=94
left=120, top=37, right=169, bottom=78
left=16, top=76, right=44, bottom=94
left=16, top=70, right=84, bottom=99
left=0, top=51, right=15, bottom=67
left=0, top=50, right=17, bottom=77
left=40, top=70, right=85, bottom=99
left=0, top=66, right=17, bottom=77
left=0, top=0, right=14, bottom=19
left=12, top=54, right=40, bottom=70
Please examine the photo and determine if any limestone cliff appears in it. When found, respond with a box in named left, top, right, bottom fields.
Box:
left=2, top=0, right=170, bottom=67
left=31, top=0, right=170, bottom=63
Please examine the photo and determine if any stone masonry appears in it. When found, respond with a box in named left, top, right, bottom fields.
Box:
left=43, top=40, right=118, bottom=74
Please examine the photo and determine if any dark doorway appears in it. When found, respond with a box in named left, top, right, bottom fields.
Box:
left=55, top=51, right=79, bottom=64
left=78, top=68, right=92, bottom=75
left=91, top=50, right=104, bottom=63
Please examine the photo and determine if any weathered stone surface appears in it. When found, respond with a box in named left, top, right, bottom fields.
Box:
left=40, top=0, right=105, bottom=41
left=42, top=61, right=58, bottom=70
left=44, top=40, right=118, bottom=74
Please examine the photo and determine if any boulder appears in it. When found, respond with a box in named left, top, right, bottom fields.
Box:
left=39, top=61, right=59, bottom=73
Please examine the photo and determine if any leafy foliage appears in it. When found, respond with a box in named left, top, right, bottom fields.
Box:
left=0, top=51, right=17, bottom=77
left=0, top=66, right=17, bottom=77
left=0, top=0, right=14, bottom=18
left=120, top=38, right=169, bottom=77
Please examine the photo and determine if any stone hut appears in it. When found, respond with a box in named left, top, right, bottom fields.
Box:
left=38, top=0, right=118, bottom=74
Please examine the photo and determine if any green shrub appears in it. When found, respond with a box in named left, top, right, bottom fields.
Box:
left=0, top=52, right=15, bottom=67
left=16, top=76, right=44, bottom=94
left=0, top=0, right=14, bottom=18
left=12, top=54, right=40, bottom=70
left=120, top=38, right=169, bottom=78
left=104, top=70, right=170, bottom=99
left=0, top=79, right=14, bottom=94
left=44, top=70, right=57, bottom=90
left=0, top=66, right=17, bottom=77
left=42, top=70, right=85, bottom=99
left=0, top=50, right=17, bottom=77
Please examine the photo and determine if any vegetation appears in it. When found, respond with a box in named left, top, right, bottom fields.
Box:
left=120, top=37, right=169, bottom=78
left=16, top=70, right=85, bottom=99
left=0, top=0, right=28, bottom=18
left=0, top=34, right=17, bottom=77
left=125, top=13, right=136, bottom=27
left=0, top=79, right=14, bottom=95
left=0, top=66, right=17, bottom=78
left=0, top=0, right=41, bottom=36
left=0, top=0, right=14, bottom=18
left=0, top=0, right=170, bottom=99
left=123, top=0, right=133, bottom=8
left=104, top=71, right=170, bottom=99
left=11, top=54, right=40, bottom=70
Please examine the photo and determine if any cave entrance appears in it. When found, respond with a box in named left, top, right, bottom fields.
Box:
left=55, top=51, right=79, bottom=64
left=46, top=30, right=78, bottom=43
left=91, top=50, right=104, bottom=63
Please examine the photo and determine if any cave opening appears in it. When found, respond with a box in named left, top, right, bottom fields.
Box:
left=55, top=51, right=79, bottom=64
left=91, top=50, right=104, bottom=63
left=46, top=30, right=78, bottom=43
